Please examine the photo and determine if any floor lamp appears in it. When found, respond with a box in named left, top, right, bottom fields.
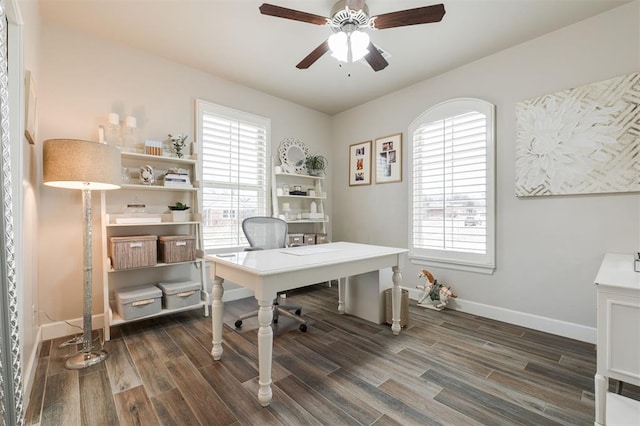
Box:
left=43, top=139, right=121, bottom=369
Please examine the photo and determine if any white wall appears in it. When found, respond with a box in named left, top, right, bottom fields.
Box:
left=37, top=22, right=331, bottom=328
left=331, top=1, right=640, bottom=342
left=16, top=0, right=41, bottom=401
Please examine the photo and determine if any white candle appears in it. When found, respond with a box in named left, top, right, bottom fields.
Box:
left=125, top=116, right=137, bottom=128
left=98, top=126, right=105, bottom=143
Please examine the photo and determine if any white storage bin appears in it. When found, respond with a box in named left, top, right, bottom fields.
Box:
left=115, top=285, right=162, bottom=320
left=157, top=281, right=201, bottom=310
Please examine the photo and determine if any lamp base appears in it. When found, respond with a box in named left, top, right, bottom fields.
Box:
left=65, top=350, right=108, bottom=370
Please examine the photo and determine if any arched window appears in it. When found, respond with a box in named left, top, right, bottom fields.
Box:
left=408, top=98, right=495, bottom=273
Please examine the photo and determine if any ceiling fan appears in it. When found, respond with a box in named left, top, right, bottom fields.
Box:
left=259, top=0, right=446, bottom=72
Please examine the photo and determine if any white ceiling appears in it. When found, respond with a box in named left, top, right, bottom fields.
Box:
left=39, top=0, right=632, bottom=115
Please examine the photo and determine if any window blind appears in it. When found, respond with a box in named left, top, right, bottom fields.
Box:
left=409, top=98, right=495, bottom=273
left=198, top=102, right=269, bottom=251
left=412, top=111, right=487, bottom=254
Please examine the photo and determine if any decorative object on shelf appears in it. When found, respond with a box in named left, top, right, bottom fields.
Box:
left=125, top=196, right=146, bottom=214
left=144, top=140, right=163, bottom=156
left=281, top=202, right=291, bottom=220
left=416, top=269, right=456, bottom=311
left=515, top=72, right=640, bottom=197
left=278, top=137, right=310, bottom=174
left=168, top=201, right=190, bottom=222
left=139, top=165, right=154, bottom=185
left=168, top=133, right=188, bottom=158
left=290, top=184, right=306, bottom=195
left=120, top=167, right=130, bottom=184
left=305, top=154, right=327, bottom=176
left=282, top=184, right=290, bottom=195
left=43, top=139, right=121, bottom=369
left=163, top=167, right=192, bottom=188
left=375, top=133, right=402, bottom=184
left=349, top=140, right=372, bottom=186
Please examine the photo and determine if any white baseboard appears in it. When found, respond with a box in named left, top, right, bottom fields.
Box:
left=39, top=287, right=593, bottom=345
left=40, top=314, right=105, bottom=341
left=406, top=288, right=596, bottom=344
left=22, top=325, right=42, bottom=411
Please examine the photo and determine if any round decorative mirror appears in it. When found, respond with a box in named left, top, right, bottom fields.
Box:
left=278, top=137, right=310, bottom=174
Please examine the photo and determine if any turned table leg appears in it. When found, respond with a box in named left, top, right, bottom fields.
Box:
left=391, top=266, right=402, bottom=335
left=257, top=298, right=274, bottom=406
left=210, top=275, right=224, bottom=360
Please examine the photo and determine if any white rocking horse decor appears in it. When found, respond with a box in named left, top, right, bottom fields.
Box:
left=416, top=269, right=457, bottom=311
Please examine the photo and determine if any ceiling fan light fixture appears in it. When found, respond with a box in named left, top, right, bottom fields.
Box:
left=329, top=29, right=369, bottom=63
left=350, top=30, right=370, bottom=61
left=328, top=31, right=349, bottom=62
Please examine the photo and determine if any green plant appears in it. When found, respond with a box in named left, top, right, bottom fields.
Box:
left=168, top=202, right=190, bottom=211
left=305, top=154, right=327, bottom=176
left=168, top=133, right=188, bottom=158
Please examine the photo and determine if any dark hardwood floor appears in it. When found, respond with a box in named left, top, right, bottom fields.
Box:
left=25, top=284, right=639, bottom=425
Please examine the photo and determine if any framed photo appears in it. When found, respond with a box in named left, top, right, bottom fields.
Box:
left=375, top=133, right=402, bottom=183
left=349, top=140, right=372, bottom=186
left=25, top=70, right=37, bottom=145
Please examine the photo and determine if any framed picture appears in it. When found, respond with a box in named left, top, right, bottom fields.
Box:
left=25, top=70, right=37, bottom=145
left=349, top=140, right=372, bottom=186
left=375, top=133, right=402, bottom=183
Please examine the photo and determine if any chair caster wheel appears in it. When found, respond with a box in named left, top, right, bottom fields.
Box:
left=299, top=324, right=307, bottom=332
left=234, top=320, right=243, bottom=328
left=295, top=309, right=302, bottom=316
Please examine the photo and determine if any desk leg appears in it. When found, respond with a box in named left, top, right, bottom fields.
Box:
left=337, top=277, right=346, bottom=314
left=257, top=298, right=274, bottom=406
left=211, top=276, right=224, bottom=360
left=391, top=266, right=402, bottom=336
left=594, top=373, right=606, bottom=426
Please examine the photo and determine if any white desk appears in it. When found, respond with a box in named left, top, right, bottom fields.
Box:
left=594, top=253, right=640, bottom=426
left=205, top=241, right=408, bottom=406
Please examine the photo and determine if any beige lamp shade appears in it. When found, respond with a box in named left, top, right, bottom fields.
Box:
left=43, top=139, right=121, bottom=190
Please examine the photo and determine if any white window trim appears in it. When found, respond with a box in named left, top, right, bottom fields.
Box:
left=196, top=99, right=271, bottom=253
left=408, top=98, right=496, bottom=274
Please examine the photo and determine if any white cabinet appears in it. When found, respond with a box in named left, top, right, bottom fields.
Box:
left=271, top=166, right=328, bottom=243
left=100, top=152, right=209, bottom=341
left=594, top=253, right=640, bottom=426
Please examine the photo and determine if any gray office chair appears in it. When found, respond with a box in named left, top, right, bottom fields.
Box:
left=234, top=216, right=308, bottom=332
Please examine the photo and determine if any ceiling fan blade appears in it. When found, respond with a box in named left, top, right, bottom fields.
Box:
left=259, top=3, right=328, bottom=26
left=296, top=40, right=330, bottom=69
left=371, top=4, right=445, bottom=30
left=364, top=42, right=388, bottom=72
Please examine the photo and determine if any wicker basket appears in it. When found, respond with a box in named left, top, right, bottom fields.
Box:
left=109, top=235, right=157, bottom=270
left=158, top=235, right=196, bottom=263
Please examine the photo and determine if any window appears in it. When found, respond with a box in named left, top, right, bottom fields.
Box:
left=196, top=100, right=270, bottom=252
left=408, top=98, right=495, bottom=273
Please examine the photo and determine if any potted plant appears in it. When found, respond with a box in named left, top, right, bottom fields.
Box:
left=168, top=133, right=188, bottom=158
left=168, top=202, right=190, bottom=222
left=305, top=154, right=327, bottom=176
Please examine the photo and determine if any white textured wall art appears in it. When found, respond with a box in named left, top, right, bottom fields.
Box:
left=515, top=72, right=640, bottom=197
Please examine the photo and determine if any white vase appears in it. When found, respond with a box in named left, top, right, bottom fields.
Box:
left=171, top=210, right=188, bottom=222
